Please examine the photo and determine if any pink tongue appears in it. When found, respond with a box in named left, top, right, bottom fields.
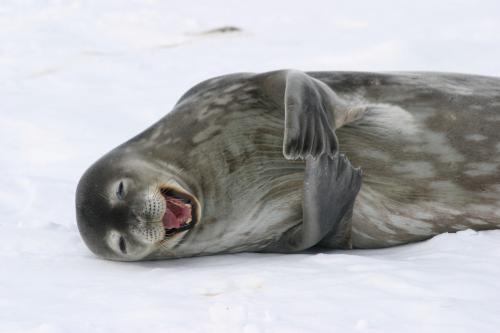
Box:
left=163, top=209, right=181, bottom=229
left=162, top=197, right=191, bottom=229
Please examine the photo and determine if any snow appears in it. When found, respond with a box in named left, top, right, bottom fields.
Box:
left=1, top=0, right=500, bottom=332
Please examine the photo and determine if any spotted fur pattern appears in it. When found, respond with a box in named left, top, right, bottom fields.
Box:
left=76, top=70, right=500, bottom=260
left=314, top=72, right=500, bottom=247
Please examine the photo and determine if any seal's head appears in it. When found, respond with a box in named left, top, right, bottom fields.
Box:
left=75, top=150, right=201, bottom=261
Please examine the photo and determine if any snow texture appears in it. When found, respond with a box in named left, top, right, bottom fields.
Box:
left=1, top=1, right=500, bottom=332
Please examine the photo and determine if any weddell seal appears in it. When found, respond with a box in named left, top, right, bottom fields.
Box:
left=75, top=70, right=500, bottom=261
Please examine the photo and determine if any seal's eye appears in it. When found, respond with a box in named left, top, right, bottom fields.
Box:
left=119, top=236, right=127, bottom=254
left=116, top=181, right=125, bottom=200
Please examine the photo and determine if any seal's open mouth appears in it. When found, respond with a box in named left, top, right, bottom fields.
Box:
left=160, top=188, right=197, bottom=237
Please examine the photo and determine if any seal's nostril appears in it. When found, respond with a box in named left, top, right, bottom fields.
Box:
left=119, top=236, right=127, bottom=254
left=117, top=181, right=125, bottom=200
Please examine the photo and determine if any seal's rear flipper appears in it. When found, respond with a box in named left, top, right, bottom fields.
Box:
left=270, top=154, right=362, bottom=252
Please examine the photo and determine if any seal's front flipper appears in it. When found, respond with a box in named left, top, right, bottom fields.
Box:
left=260, top=70, right=347, bottom=160
left=303, top=154, right=362, bottom=250
left=258, top=70, right=362, bottom=252
left=271, top=153, right=362, bottom=252
left=283, top=71, right=341, bottom=159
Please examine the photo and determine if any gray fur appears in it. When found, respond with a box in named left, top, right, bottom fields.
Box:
left=75, top=70, right=500, bottom=261
left=266, top=154, right=362, bottom=252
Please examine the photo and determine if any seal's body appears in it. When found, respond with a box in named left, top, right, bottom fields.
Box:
left=76, top=70, right=500, bottom=261
left=321, top=72, right=500, bottom=248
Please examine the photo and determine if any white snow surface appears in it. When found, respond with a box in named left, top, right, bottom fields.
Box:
left=1, top=1, right=500, bottom=332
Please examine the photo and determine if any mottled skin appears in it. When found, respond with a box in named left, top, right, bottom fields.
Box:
left=317, top=72, right=500, bottom=247
left=76, top=70, right=500, bottom=261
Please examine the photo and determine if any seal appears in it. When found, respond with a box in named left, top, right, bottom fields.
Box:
left=75, top=70, right=500, bottom=261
